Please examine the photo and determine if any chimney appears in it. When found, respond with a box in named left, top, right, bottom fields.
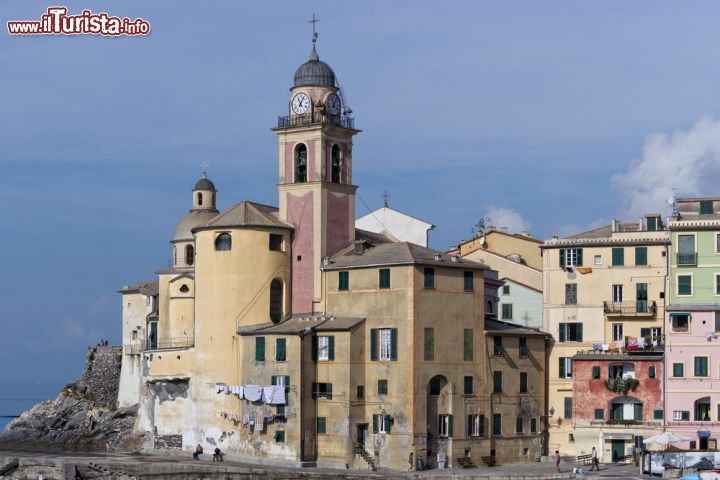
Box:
left=451, top=255, right=458, bottom=263
left=354, top=241, right=364, bottom=255
left=520, top=231, right=531, bottom=238
left=611, top=218, right=619, bottom=232
left=434, top=253, right=442, bottom=261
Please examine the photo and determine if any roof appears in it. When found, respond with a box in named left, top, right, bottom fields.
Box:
left=194, top=201, right=294, bottom=231
left=237, top=314, right=365, bottom=336
left=355, top=228, right=395, bottom=244
left=356, top=206, right=436, bottom=229
left=173, top=210, right=220, bottom=242
left=567, top=224, right=613, bottom=239
left=294, top=43, right=336, bottom=88
left=484, top=319, right=548, bottom=337
left=193, top=176, right=216, bottom=191
left=322, top=241, right=487, bottom=270
left=118, top=278, right=159, bottom=296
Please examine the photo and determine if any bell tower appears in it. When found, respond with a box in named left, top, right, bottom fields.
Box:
left=273, top=30, right=360, bottom=314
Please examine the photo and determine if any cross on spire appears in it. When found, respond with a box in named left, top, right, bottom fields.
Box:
left=309, top=13, right=319, bottom=42
left=382, top=191, right=390, bottom=208
left=200, top=161, right=210, bottom=178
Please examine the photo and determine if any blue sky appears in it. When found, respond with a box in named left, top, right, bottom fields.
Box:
left=3, top=1, right=720, bottom=394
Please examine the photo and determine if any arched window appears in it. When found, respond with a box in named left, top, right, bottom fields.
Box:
left=185, top=244, right=195, bottom=265
left=695, top=396, right=711, bottom=421
left=197, top=192, right=203, bottom=206
left=215, top=233, right=232, bottom=251
left=212, top=193, right=216, bottom=207
left=295, top=144, right=307, bottom=183
left=331, top=144, right=341, bottom=183
left=269, top=279, right=283, bottom=323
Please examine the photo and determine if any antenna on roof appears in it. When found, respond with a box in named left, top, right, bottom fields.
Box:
left=200, top=161, right=210, bottom=178
left=472, top=219, right=485, bottom=237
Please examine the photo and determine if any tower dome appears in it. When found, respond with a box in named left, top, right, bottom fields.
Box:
left=293, top=43, right=336, bottom=88
left=193, top=176, right=216, bottom=192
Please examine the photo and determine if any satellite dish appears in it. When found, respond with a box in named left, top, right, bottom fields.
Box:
left=667, top=196, right=675, bottom=206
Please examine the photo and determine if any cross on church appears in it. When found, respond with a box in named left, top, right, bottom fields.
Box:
left=382, top=191, right=390, bottom=208
left=200, top=161, right=210, bottom=178
left=309, top=13, right=319, bottom=41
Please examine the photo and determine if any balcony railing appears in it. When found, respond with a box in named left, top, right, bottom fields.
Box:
left=677, top=252, right=698, bottom=266
left=277, top=113, right=354, bottom=129
left=603, top=301, right=656, bottom=316
left=589, top=419, right=661, bottom=428
left=144, top=336, right=194, bottom=351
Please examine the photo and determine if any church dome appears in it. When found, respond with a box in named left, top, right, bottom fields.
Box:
left=294, top=44, right=336, bottom=88
left=193, top=176, right=216, bottom=191
left=173, top=210, right=219, bottom=242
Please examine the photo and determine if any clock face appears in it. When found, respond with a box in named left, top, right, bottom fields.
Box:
left=326, top=93, right=341, bottom=115
left=292, top=93, right=310, bottom=114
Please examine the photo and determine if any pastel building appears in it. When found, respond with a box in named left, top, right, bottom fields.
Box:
left=665, top=197, right=720, bottom=450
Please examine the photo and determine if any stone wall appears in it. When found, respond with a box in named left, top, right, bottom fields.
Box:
left=82, top=345, right=123, bottom=408
left=154, top=435, right=182, bottom=450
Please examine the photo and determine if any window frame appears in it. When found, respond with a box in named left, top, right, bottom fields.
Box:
left=515, top=417, right=524, bottom=434
left=502, top=283, right=510, bottom=295
left=594, top=255, right=602, bottom=265
left=464, top=375, right=473, bottom=395
left=677, top=273, right=694, bottom=296
left=612, top=323, right=623, bottom=342
left=338, top=271, right=349, bottom=291
left=464, top=270, right=474, bottom=292
left=379, top=268, right=391, bottom=289
left=612, top=247, right=625, bottom=267
left=612, top=284, right=623, bottom=304
left=671, top=313, right=690, bottom=333
left=214, top=232, right=232, bottom=251
left=635, top=246, right=648, bottom=266
left=519, top=372, right=528, bottom=393
left=501, top=303, right=513, bottom=320
left=423, top=267, right=435, bottom=288
left=378, top=379, right=388, bottom=395
left=438, top=414, right=451, bottom=437
left=379, top=328, right=392, bottom=361
left=317, top=335, right=330, bottom=361
left=672, top=362, right=685, bottom=378
left=316, top=416, right=327, bottom=435
left=694, top=356, right=709, bottom=378
left=493, top=371, right=502, bottom=393
left=565, top=283, right=577, bottom=305
left=275, top=338, right=287, bottom=362
left=268, top=233, right=284, bottom=252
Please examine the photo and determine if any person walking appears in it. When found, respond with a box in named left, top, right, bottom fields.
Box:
left=590, top=446, right=600, bottom=471
left=555, top=450, right=561, bottom=473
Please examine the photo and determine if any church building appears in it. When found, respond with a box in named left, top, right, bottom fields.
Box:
left=118, top=33, right=546, bottom=471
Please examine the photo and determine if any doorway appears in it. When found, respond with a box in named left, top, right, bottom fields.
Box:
left=611, top=440, right=625, bottom=462
left=356, top=424, right=367, bottom=451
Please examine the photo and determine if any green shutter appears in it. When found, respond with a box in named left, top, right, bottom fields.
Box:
left=271, top=376, right=277, bottom=385
left=695, top=357, right=708, bottom=377
left=339, top=271, right=349, bottom=291
left=634, top=403, right=643, bottom=420
left=311, top=336, right=318, bottom=361
left=559, top=249, right=565, bottom=267
left=635, top=247, right=648, bottom=266
left=390, top=328, right=398, bottom=361
left=592, top=366, right=600, bottom=378
left=654, top=409, right=664, bottom=420
left=370, top=328, right=378, bottom=361
left=317, top=417, right=326, bottom=434
left=559, top=323, right=566, bottom=342
left=673, top=363, right=683, bottom=377
left=463, top=329, right=473, bottom=361
left=701, top=200, right=714, bottom=214
left=328, top=336, right=335, bottom=361
left=255, top=337, right=265, bottom=362
left=595, top=409, right=604, bottom=420
left=493, top=414, right=501, bottom=436
left=424, top=327, right=434, bottom=361
left=640, top=328, right=651, bottom=339
left=559, top=357, right=566, bottom=378
left=379, top=268, right=390, bottom=289
left=577, top=323, right=583, bottom=342
left=479, top=415, right=485, bottom=436
left=577, top=248, right=583, bottom=266
left=276, top=338, right=286, bottom=361
left=612, top=247, right=624, bottom=266
left=326, top=383, right=333, bottom=400
left=464, top=376, right=473, bottom=395
left=448, top=414, right=453, bottom=437
left=564, top=397, right=573, bottom=419
left=648, top=366, right=655, bottom=379
left=372, top=415, right=379, bottom=433
left=385, top=415, right=392, bottom=434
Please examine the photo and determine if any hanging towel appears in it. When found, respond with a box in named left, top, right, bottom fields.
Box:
left=269, top=385, right=287, bottom=405
left=593, top=344, right=602, bottom=351
left=257, top=416, right=264, bottom=432
left=601, top=344, right=609, bottom=351
left=235, top=386, right=244, bottom=399
left=262, top=386, right=276, bottom=404
left=244, top=385, right=263, bottom=402
left=637, top=337, right=646, bottom=348
left=249, top=415, right=255, bottom=426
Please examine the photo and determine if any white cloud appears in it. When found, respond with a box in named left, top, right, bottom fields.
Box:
left=612, top=115, right=720, bottom=218
left=484, top=206, right=531, bottom=234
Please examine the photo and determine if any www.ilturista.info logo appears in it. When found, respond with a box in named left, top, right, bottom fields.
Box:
left=8, top=7, right=150, bottom=36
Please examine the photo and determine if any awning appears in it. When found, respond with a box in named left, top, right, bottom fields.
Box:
left=698, top=430, right=711, bottom=439
left=669, top=312, right=691, bottom=316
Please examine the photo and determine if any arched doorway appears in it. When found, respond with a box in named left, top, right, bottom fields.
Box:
left=427, top=375, right=452, bottom=469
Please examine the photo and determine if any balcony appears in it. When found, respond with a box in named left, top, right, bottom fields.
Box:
left=144, top=336, right=194, bottom=351
left=603, top=301, right=656, bottom=316
left=589, top=419, right=661, bottom=428
left=677, top=252, right=698, bottom=266
left=277, top=112, right=354, bottom=129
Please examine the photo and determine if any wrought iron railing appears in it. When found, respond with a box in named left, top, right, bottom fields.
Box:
left=677, top=252, right=698, bottom=266
left=277, top=113, right=354, bottom=129
left=143, top=336, right=194, bottom=351
left=603, top=301, right=656, bottom=316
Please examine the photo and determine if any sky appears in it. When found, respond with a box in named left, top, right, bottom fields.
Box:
left=3, top=0, right=720, bottom=394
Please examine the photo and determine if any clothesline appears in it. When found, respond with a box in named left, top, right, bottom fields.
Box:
left=592, top=337, right=648, bottom=352
left=218, top=411, right=284, bottom=432
left=215, top=383, right=286, bottom=405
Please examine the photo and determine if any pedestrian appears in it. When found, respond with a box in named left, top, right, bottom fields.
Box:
left=192, top=443, right=203, bottom=460
left=408, top=451, right=414, bottom=471
left=555, top=450, right=561, bottom=473
left=590, top=446, right=600, bottom=471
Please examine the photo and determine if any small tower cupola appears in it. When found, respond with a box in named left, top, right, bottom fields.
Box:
left=192, top=174, right=217, bottom=211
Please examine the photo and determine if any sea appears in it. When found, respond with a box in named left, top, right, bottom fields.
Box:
left=0, top=381, right=61, bottom=432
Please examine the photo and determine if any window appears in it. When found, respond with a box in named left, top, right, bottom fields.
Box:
left=715, top=312, right=720, bottom=332
left=569, top=433, right=575, bottom=443
left=197, top=192, right=203, bottom=206
left=717, top=233, right=720, bottom=253
left=565, top=284, right=577, bottom=305
left=274, top=430, right=285, bottom=443
left=317, top=417, right=326, bottom=434
left=378, top=379, right=388, bottom=395
left=592, top=366, right=601, bottom=379
left=463, top=329, right=473, bottom=361
left=493, top=371, right=502, bottom=393
left=594, top=255, right=602, bottom=265
left=519, top=336, right=528, bottom=357
left=695, top=357, right=709, bottom=377
left=594, top=409, right=604, bottom=420
left=275, top=338, right=286, bottom=362
left=493, top=335, right=504, bottom=355
left=648, top=365, right=656, bottom=379
left=701, top=200, right=714, bottom=214
left=464, top=376, right=473, bottom=395
left=502, top=284, right=510, bottom=295
left=271, top=375, right=290, bottom=388
left=424, top=327, right=434, bottom=361
left=612, top=247, right=625, bottom=266
left=564, top=397, right=572, bottom=419
left=370, top=328, right=397, bottom=361
left=379, top=268, right=390, bottom=289
left=269, top=279, right=283, bottom=323
left=492, top=414, right=501, bottom=436
left=373, top=413, right=392, bottom=434
left=635, top=247, right=648, bottom=266
left=269, top=233, right=283, bottom=252
left=311, top=382, right=332, bottom=400
left=424, top=268, right=435, bottom=288
left=295, top=144, right=307, bottom=183
left=316, top=335, right=334, bottom=361
left=331, top=144, right=342, bottom=183
left=559, top=322, right=583, bottom=342
left=671, top=314, right=690, bottom=332
left=612, top=284, right=623, bottom=303
left=464, top=271, right=474, bottom=292
left=672, top=362, right=684, bottom=377
left=530, top=418, right=537, bottom=433
left=185, top=244, right=195, bottom=265
left=255, top=337, right=265, bottom=362
left=520, top=372, right=528, bottom=393
left=647, top=216, right=658, bottom=231
left=612, top=323, right=623, bottom=342
left=357, top=385, right=364, bottom=399
left=515, top=418, right=523, bottom=434
left=654, top=409, right=664, bottom=420
left=215, top=233, right=232, bottom=251
left=428, top=377, right=441, bottom=395
left=716, top=275, right=720, bottom=295
left=677, top=275, right=693, bottom=296
left=468, top=414, right=484, bottom=437
left=559, top=357, right=572, bottom=378
left=678, top=235, right=696, bottom=265
left=438, top=414, right=452, bottom=437
left=673, top=410, right=690, bottom=421
left=560, top=248, right=583, bottom=267
left=338, top=271, right=349, bottom=291
left=179, top=284, right=190, bottom=293
left=695, top=397, right=711, bottom=421
left=501, top=303, right=513, bottom=319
